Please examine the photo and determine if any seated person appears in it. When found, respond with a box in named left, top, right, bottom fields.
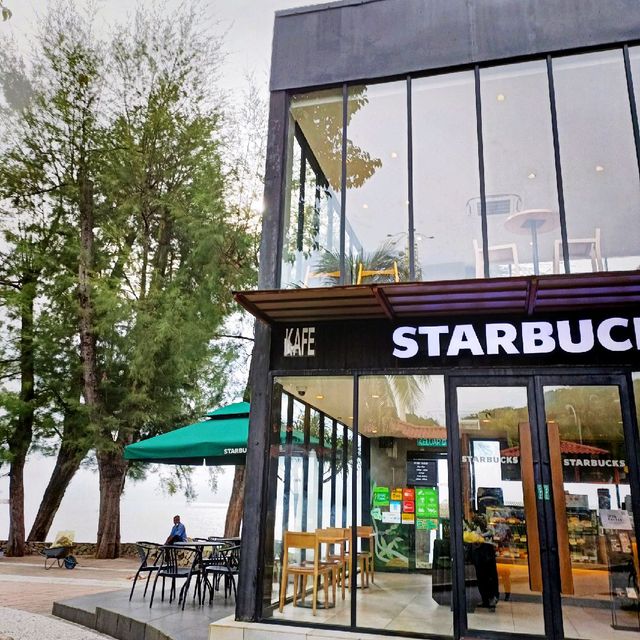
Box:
left=165, top=514, right=187, bottom=544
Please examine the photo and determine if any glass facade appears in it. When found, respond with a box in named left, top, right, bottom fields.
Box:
left=267, top=375, right=452, bottom=636
left=263, top=372, right=640, bottom=638
left=281, top=48, right=640, bottom=288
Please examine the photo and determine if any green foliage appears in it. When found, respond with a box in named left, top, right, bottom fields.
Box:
left=0, top=0, right=258, bottom=512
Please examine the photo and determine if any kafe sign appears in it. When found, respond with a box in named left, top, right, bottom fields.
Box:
left=284, top=326, right=316, bottom=357
left=392, top=316, right=640, bottom=359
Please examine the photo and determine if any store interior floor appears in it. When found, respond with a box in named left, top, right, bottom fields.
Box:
left=271, top=571, right=640, bottom=638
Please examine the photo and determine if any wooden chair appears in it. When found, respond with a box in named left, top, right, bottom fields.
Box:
left=356, top=261, right=400, bottom=284
left=356, top=526, right=375, bottom=586
left=553, top=227, right=603, bottom=273
left=473, top=239, right=520, bottom=278
left=278, top=531, right=334, bottom=615
left=317, top=527, right=348, bottom=600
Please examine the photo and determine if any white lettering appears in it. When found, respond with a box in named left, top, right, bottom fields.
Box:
left=418, top=325, right=449, bottom=356
left=393, top=326, right=419, bottom=359
left=447, top=324, right=483, bottom=356
left=485, top=323, right=519, bottom=355
left=635, top=318, right=640, bottom=349
left=307, top=327, right=315, bottom=356
left=557, top=319, right=595, bottom=353
left=597, top=317, right=632, bottom=352
left=522, top=322, right=556, bottom=353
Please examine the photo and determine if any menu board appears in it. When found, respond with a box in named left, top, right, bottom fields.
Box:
left=406, top=458, right=438, bottom=486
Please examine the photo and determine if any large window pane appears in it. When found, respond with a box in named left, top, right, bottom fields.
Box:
left=281, top=89, right=343, bottom=288
left=481, top=61, right=560, bottom=277
left=358, top=375, right=452, bottom=636
left=267, top=376, right=354, bottom=626
left=412, top=71, right=481, bottom=281
left=345, top=82, right=408, bottom=284
left=554, top=50, right=640, bottom=274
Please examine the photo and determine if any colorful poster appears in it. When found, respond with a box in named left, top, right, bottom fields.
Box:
left=373, top=486, right=390, bottom=507
left=402, top=513, right=415, bottom=524
left=416, top=517, right=429, bottom=530
left=391, top=487, right=403, bottom=501
left=403, top=500, right=415, bottom=513
left=426, top=518, right=439, bottom=530
left=382, top=511, right=401, bottom=524
left=416, top=487, right=439, bottom=519
left=389, top=501, right=401, bottom=514
left=403, top=488, right=415, bottom=501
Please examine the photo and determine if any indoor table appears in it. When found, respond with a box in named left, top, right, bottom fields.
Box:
left=504, top=209, right=559, bottom=275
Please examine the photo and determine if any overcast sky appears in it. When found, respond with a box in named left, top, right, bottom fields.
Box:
left=3, top=0, right=306, bottom=96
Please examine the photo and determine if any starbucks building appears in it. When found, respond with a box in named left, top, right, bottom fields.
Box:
left=233, top=1, right=640, bottom=639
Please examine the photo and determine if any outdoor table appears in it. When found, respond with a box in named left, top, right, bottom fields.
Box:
left=504, top=209, right=559, bottom=275
left=170, top=540, right=228, bottom=604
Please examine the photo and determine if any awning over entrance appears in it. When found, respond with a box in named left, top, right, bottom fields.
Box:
left=234, top=271, right=640, bottom=324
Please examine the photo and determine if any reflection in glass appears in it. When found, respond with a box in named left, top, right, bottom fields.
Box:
left=267, top=376, right=354, bottom=625
left=543, top=385, right=639, bottom=638
left=481, top=62, right=560, bottom=277
left=281, top=89, right=344, bottom=288
left=456, top=386, right=546, bottom=635
left=553, top=51, right=640, bottom=274
left=359, top=375, right=452, bottom=636
left=412, top=72, right=481, bottom=281
left=344, top=82, right=408, bottom=285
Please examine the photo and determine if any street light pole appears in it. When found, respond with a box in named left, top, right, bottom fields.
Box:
left=566, top=404, right=582, bottom=443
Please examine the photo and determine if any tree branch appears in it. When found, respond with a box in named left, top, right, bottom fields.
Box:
left=211, top=333, right=254, bottom=343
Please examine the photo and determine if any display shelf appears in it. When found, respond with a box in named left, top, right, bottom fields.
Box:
left=567, top=507, right=598, bottom=563
left=486, top=505, right=529, bottom=561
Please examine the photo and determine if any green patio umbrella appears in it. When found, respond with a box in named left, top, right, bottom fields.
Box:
left=123, top=401, right=315, bottom=466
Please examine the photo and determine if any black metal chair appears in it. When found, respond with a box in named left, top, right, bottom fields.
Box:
left=129, top=542, right=161, bottom=601
left=149, top=545, right=202, bottom=610
left=204, top=544, right=241, bottom=602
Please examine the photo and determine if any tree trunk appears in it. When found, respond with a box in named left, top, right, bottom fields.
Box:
left=95, top=450, right=128, bottom=559
left=6, top=274, right=36, bottom=557
left=224, top=465, right=245, bottom=537
left=6, top=451, right=28, bottom=556
left=27, top=440, right=88, bottom=542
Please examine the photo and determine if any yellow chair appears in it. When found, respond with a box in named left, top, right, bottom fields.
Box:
left=303, top=266, right=340, bottom=287
left=279, top=531, right=334, bottom=615
left=356, top=261, right=399, bottom=284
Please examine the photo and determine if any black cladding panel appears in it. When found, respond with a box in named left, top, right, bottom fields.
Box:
left=270, top=0, right=640, bottom=91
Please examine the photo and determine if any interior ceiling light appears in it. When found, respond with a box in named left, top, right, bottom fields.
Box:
left=528, top=172, right=536, bottom=180
left=315, top=394, right=324, bottom=399
left=595, top=165, right=605, bottom=172
left=371, top=394, right=380, bottom=398
left=362, top=203, right=369, bottom=209
left=371, top=428, right=378, bottom=434
left=497, top=93, right=506, bottom=102
left=391, top=151, right=398, bottom=158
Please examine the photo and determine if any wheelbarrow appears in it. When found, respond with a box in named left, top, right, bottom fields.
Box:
left=41, top=530, right=77, bottom=570
left=42, top=545, right=76, bottom=570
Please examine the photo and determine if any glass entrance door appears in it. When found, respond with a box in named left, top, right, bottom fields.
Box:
left=538, top=376, right=640, bottom=639
left=450, top=374, right=640, bottom=640
left=450, top=380, right=549, bottom=637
